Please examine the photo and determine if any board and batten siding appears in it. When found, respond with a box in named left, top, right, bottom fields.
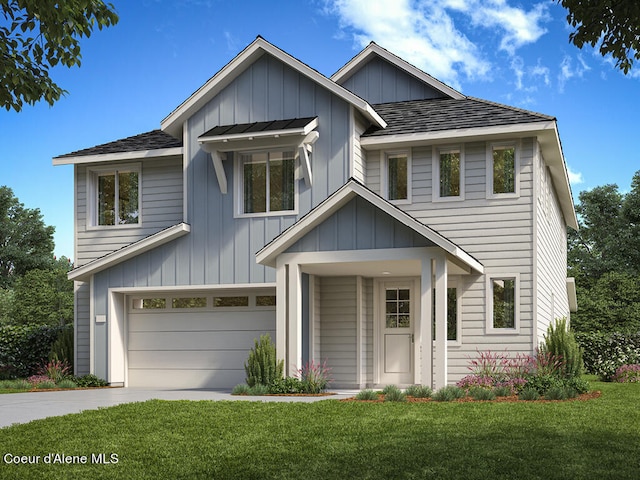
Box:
left=318, top=276, right=357, bottom=387
left=365, top=138, right=537, bottom=382
left=338, top=56, right=446, bottom=104
left=74, top=281, right=90, bottom=376
left=74, top=156, right=183, bottom=267
left=534, top=150, right=570, bottom=346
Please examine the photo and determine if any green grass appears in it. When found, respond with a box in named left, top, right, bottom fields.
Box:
left=0, top=381, right=639, bottom=479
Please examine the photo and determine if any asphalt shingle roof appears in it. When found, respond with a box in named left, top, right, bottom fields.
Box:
left=364, top=97, right=555, bottom=137
left=55, top=130, right=182, bottom=159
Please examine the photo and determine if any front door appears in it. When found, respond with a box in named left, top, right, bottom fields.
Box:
left=378, top=280, right=415, bottom=385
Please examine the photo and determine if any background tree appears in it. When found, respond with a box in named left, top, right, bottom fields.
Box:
left=11, top=256, right=74, bottom=325
left=558, top=0, right=640, bottom=73
left=569, top=171, right=640, bottom=333
left=1, top=0, right=119, bottom=111
left=0, top=186, right=55, bottom=288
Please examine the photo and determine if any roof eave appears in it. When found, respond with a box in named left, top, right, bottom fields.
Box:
left=52, top=147, right=183, bottom=166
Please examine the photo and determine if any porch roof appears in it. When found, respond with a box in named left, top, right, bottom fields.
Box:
left=256, top=179, right=484, bottom=274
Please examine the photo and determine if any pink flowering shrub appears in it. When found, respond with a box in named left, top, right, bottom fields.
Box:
left=612, top=364, right=640, bottom=383
left=27, top=374, right=51, bottom=386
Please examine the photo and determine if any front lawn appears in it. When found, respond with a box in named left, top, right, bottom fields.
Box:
left=1, top=380, right=638, bottom=479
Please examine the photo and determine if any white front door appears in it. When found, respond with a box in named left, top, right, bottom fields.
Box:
left=378, top=280, right=415, bottom=385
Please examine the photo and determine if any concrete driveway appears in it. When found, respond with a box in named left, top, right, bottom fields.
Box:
left=0, top=387, right=358, bottom=428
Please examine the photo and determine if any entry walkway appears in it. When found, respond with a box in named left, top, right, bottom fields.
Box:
left=0, top=387, right=359, bottom=428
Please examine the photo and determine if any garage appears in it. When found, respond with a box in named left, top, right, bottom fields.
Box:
left=126, top=291, right=276, bottom=389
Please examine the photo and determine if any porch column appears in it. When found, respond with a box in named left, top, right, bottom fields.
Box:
left=434, top=254, right=448, bottom=389
left=419, top=256, right=433, bottom=387
left=275, top=261, right=287, bottom=369
left=287, top=262, right=303, bottom=376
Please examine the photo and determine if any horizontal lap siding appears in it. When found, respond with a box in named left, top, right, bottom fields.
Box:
left=366, top=139, right=537, bottom=383
left=75, top=157, right=183, bottom=267
left=319, top=277, right=357, bottom=386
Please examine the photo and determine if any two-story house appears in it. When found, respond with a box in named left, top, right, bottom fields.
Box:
left=54, top=37, right=578, bottom=390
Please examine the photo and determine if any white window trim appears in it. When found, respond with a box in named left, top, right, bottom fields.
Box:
left=87, top=162, right=142, bottom=229
left=485, top=273, right=520, bottom=335
left=432, top=145, right=465, bottom=202
left=486, top=141, right=520, bottom=199
left=380, top=150, right=412, bottom=204
left=233, top=149, right=299, bottom=218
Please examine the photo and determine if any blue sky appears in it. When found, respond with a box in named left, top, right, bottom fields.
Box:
left=2, top=0, right=639, bottom=260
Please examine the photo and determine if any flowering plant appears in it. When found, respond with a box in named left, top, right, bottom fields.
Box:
left=612, top=364, right=640, bottom=383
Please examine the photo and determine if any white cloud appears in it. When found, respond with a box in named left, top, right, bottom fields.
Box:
left=324, top=0, right=551, bottom=89
left=558, top=54, right=590, bottom=92
left=567, top=166, right=584, bottom=185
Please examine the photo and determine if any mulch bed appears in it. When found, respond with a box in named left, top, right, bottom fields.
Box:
left=341, top=391, right=601, bottom=403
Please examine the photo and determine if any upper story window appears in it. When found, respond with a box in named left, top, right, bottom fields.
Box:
left=433, top=146, right=464, bottom=201
left=382, top=151, right=410, bottom=203
left=240, top=150, right=295, bottom=215
left=89, top=164, right=140, bottom=227
left=487, top=142, right=519, bottom=198
left=486, top=274, right=520, bottom=334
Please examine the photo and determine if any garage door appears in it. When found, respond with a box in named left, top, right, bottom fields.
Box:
left=127, top=292, right=276, bottom=389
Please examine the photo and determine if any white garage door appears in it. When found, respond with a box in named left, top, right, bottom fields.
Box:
left=127, top=292, right=276, bottom=389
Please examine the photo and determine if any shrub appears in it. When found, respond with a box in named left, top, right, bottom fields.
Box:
left=49, top=325, right=74, bottom=370
left=296, top=360, right=332, bottom=394
left=73, top=374, right=108, bottom=387
left=27, top=374, right=51, bottom=386
left=8, top=379, right=31, bottom=390
left=405, top=385, right=432, bottom=398
left=523, top=374, right=562, bottom=395
left=544, top=386, right=569, bottom=401
left=269, top=376, right=304, bottom=394
left=493, top=386, right=512, bottom=397
left=244, top=334, right=284, bottom=387
left=231, top=384, right=251, bottom=395
left=248, top=384, right=270, bottom=395
left=518, top=388, right=540, bottom=401
left=564, top=377, right=591, bottom=394
left=355, top=389, right=379, bottom=401
left=457, top=375, right=494, bottom=391
left=433, top=385, right=465, bottom=402
left=612, top=364, right=640, bottom=383
left=56, top=379, right=77, bottom=389
left=40, top=359, right=71, bottom=383
left=35, top=380, right=57, bottom=389
left=0, top=323, right=66, bottom=378
left=470, top=387, right=496, bottom=401
left=540, top=318, right=584, bottom=379
left=576, top=331, right=640, bottom=380
left=383, top=386, right=406, bottom=402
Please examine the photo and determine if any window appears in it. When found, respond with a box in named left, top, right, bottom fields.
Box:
left=488, top=144, right=518, bottom=196
left=214, top=296, right=249, bottom=307
left=432, top=285, right=460, bottom=342
left=487, top=274, right=520, bottom=333
left=240, top=150, right=295, bottom=214
left=385, top=288, right=411, bottom=328
left=256, top=295, right=276, bottom=306
left=172, top=297, right=207, bottom=308
left=383, top=152, right=410, bottom=202
left=132, top=298, right=166, bottom=309
left=433, top=146, right=463, bottom=201
left=90, top=165, right=140, bottom=226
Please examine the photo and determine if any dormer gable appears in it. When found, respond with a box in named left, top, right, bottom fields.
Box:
left=331, top=42, right=465, bottom=104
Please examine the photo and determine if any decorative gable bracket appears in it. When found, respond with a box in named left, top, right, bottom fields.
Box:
left=198, top=117, right=319, bottom=194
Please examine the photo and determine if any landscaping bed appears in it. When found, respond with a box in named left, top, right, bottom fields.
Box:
left=342, top=390, right=602, bottom=403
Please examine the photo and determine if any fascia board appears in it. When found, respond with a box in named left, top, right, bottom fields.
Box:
left=68, top=223, right=191, bottom=281
left=331, top=43, right=465, bottom=100
left=162, top=38, right=386, bottom=137
left=52, top=147, right=183, bottom=166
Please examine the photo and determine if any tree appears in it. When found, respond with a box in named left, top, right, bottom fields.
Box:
left=558, top=0, right=640, bottom=74
left=1, top=0, right=119, bottom=111
left=0, top=186, right=55, bottom=288
left=12, top=257, right=74, bottom=325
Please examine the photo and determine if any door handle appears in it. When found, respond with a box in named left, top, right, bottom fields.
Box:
left=410, top=334, right=414, bottom=343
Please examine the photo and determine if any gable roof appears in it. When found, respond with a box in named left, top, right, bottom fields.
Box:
left=256, top=179, right=483, bottom=274
left=331, top=42, right=465, bottom=100
left=53, top=130, right=183, bottom=165
left=161, top=36, right=386, bottom=138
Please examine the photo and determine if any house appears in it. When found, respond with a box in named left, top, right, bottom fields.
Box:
left=53, top=36, right=578, bottom=390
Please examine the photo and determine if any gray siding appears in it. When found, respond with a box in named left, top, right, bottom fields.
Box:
left=74, top=281, right=90, bottom=376
left=339, top=56, right=446, bottom=104
left=535, top=152, right=570, bottom=345
left=362, top=277, right=374, bottom=385
left=286, top=196, right=432, bottom=253
left=75, top=156, right=183, bottom=267
left=365, top=139, right=537, bottom=382
left=318, top=276, right=357, bottom=387
left=352, top=113, right=367, bottom=182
